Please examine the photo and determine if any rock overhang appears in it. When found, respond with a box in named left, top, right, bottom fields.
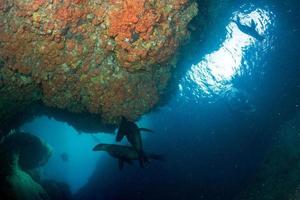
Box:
left=0, top=0, right=198, bottom=128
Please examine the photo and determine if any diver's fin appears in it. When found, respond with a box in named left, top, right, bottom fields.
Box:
left=116, top=130, right=125, bottom=142
left=118, top=159, right=124, bottom=170
left=139, top=128, right=154, bottom=133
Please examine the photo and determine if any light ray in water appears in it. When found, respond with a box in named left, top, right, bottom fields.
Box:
left=180, top=6, right=275, bottom=102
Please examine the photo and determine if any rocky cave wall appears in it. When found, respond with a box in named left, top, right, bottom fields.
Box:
left=236, top=113, right=300, bottom=200
left=0, top=0, right=198, bottom=129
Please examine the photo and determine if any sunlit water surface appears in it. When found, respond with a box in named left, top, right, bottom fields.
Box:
left=180, top=5, right=276, bottom=104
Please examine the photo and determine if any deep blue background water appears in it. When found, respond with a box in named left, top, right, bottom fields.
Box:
left=22, top=0, right=300, bottom=199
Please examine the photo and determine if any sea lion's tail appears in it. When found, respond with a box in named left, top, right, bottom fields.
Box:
left=148, top=153, right=165, bottom=161
left=138, top=153, right=164, bottom=168
left=139, top=128, right=154, bottom=133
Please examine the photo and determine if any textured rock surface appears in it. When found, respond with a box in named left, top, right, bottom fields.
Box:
left=236, top=113, right=300, bottom=200
left=0, top=0, right=198, bottom=125
left=0, top=131, right=52, bottom=200
left=6, top=160, right=50, bottom=200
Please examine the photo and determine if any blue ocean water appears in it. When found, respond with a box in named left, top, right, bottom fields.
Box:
left=21, top=0, right=300, bottom=199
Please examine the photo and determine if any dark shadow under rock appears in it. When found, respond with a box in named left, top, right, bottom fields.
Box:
left=0, top=103, right=117, bottom=138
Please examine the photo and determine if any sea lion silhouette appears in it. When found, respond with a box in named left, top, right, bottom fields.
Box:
left=93, top=144, right=163, bottom=170
left=233, top=16, right=265, bottom=41
left=116, top=116, right=153, bottom=167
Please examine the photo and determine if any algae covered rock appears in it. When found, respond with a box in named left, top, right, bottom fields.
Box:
left=0, top=0, right=198, bottom=125
left=4, top=154, right=50, bottom=200
left=0, top=131, right=52, bottom=200
left=0, top=130, right=52, bottom=170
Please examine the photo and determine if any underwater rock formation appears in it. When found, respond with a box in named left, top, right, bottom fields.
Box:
left=41, top=180, right=72, bottom=200
left=237, top=113, right=300, bottom=200
left=0, top=0, right=198, bottom=126
left=0, top=131, right=52, bottom=200
left=0, top=131, right=72, bottom=200
left=3, top=131, right=52, bottom=170
left=5, top=159, right=50, bottom=200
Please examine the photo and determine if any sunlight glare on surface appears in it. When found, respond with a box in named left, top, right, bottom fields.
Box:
left=182, top=7, right=272, bottom=100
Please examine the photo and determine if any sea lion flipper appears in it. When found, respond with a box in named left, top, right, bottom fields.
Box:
left=92, top=144, right=102, bottom=151
left=119, top=158, right=134, bottom=170
left=116, top=130, right=125, bottom=142
left=139, top=128, right=154, bottom=133
left=148, top=154, right=165, bottom=161
left=116, top=116, right=128, bottom=142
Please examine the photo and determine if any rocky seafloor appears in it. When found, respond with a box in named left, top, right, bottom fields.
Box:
left=236, top=113, right=300, bottom=200
left=0, top=0, right=198, bottom=131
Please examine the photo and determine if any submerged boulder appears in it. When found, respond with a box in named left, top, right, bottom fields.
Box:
left=0, top=131, right=52, bottom=200
left=4, top=154, right=50, bottom=200
left=0, top=0, right=198, bottom=126
left=1, top=131, right=52, bottom=170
